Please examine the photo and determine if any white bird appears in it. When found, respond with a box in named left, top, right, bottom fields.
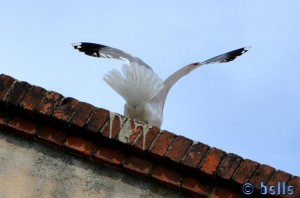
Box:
left=72, top=42, right=250, bottom=128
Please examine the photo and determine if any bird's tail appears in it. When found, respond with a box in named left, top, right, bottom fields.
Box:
left=103, top=63, right=164, bottom=107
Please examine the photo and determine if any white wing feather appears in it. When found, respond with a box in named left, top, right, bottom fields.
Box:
left=103, top=63, right=164, bottom=107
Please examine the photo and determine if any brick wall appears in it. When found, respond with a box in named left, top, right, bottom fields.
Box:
left=0, top=74, right=299, bottom=198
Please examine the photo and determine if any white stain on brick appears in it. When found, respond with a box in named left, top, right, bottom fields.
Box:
left=109, top=112, right=126, bottom=139
left=114, top=117, right=152, bottom=150
left=141, top=124, right=151, bottom=151
left=117, top=118, right=132, bottom=143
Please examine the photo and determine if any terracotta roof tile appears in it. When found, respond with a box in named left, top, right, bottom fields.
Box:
left=232, top=159, right=259, bottom=185
left=64, top=136, right=96, bottom=159
left=151, top=166, right=181, bottom=188
left=37, top=91, right=64, bottom=116
left=93, top=145, right=125, bottom=167
left=37, top=125, right=68, bottom=147
left=250, top=164, right=275, bottom=189
left=6, top=116, right=37, bottom=138
left=199, top=147, right=226, bottom=178
left=20, top=85, right=46, bottom=112
left=123, top=155, right=154, bottom=177
left=52, top=97, right=79, bottom=122
left=149, top=130, right=176, bottom=161
left=100, top=112, right=126, bottom=139
left=133, top=126, right=160, bottom=152
left=182, top=142, right=209, bottom=170
left=85, top=108, right=109, bottom=133
left=165, top=136, right=193, bottom=165
left=0, top=74, right=16, bottom=100
left=181, top=176, right=211, bottom=197
left=70, top=101, right=95, bottom=127
left=216, top=153, right=242, bottom=180
left=3, top=81, right=31, bottom=106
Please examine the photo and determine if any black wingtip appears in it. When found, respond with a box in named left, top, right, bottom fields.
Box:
left=201, top=46, right=251, bottom=65
left=71, top=42, right=109, bottom=57
left=224, top=46, right=251, bottom=62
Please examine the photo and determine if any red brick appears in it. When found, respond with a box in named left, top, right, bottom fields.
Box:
left=64, top=136, right=96, bottom=159
left=20, top=85, right=46, bottom=111
left=165, top=136, right=192, bottom=165
left=0, top=74, right=15, bottom=100
left=101, top=113, right=126, bottom=139
left=285, top=176, right=300, bottom=198
left=133, top=126, right=160, bottom=151
left=210, top=186, right=241, bottom=198
left=216, top=153, right=242, bottom=180
left=52, top=97, right=79, bottom=122
left=37, top=125, right=67, bottom=147
left=199, top=148, right=226, bottom=177
left=151, top=166, right=181, bottom=188
left=124, top=119, right=143, bottom=145
left=123, top=155, right=154, bottom=177
left=93, top=145, right=125, bottom=167
left=181, top=176, right=210, bottom=198
left=250, top=164, right=275, bottom=189
left=37, top=91, right=64, bottom=116
left=267, top=170, right=292, bottom=187
left=232, top=159, right=259, bottom=185
left=3, top=81, right=31, bottom=106
left=6, top=116, right=37, bottom=138
left=85, top=108, right=109, bottom=133
left=70, top=102, right=95, bottom=127
left=182, top=142, right=209, bottom=170
left=150, top=130, right=176, bottom=161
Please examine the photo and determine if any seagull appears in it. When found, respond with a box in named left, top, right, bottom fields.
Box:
left=72, top=42, right=250, bottom=128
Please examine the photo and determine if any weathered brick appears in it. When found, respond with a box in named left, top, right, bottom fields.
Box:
left=123, top=155, right=154, bottom=177
left=285, top=176, right=300, bottom=198
left=165, top=136, right=192, bottom=165
left=199, top=148, right=226, bottom=177
left=182, top=142, right=209, bottom=170
left=85, top=108, right=109, bottom=133
left=20, top=85, right=46, bottom=111
left=250, top=164, right=275, bottom=189
left=232, top=159, right=259, bottom=185
left=133, top=126, right=160, bottom=151
left=124, top=119, right=143, bottom=145
left=0, top=74, right=15, bottom=100
left=150, top=130, right=176, bottom=161
left=216, top=153, right=242, bottom=180
left=52, top=97, right=79, bottom=122
left=3, top=81, right=31, bottom=106
left=151, top=166, right=181, bottom=188
left=37, top=91, right=64, bottom=116
left=37, top=125, right=67, bottom=147
left=6, top=116, right=37, bottom=138
left=101, top=113, right=126, bottom=139
left=93, top=145, right=125, bottom=167
left=70, top=102, right=95, bottom=127
left=64, top=136, right=96, bottom=159
left=210, top=186, right=241, bottom=198
left=267, top=170, right=292, bottom=187
left=181, top=176, right=210, bottom=198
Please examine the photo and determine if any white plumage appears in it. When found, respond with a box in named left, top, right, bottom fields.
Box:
left=72, top=42, right=250, bottom=127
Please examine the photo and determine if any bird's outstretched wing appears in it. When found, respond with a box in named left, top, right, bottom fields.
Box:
left=154, top=47, right=251, bottom=109
left=72, top=42, right=152, bottom=69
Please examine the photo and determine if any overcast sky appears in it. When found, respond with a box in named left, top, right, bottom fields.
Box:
left=1, top=1, right=299, bottom=176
